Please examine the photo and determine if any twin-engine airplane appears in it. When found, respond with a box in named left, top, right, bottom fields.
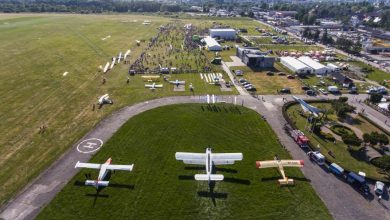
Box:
left=145, top=82, right=163, bottom=90
left=293, top=96, right=322, bottom=117
left=256, top=157, right=304, bottom=185
left=176, top=148, right=242, bottom=184
left=75, top=158, right=134, bottom=189
left=169, top=79, right=185, bottom=87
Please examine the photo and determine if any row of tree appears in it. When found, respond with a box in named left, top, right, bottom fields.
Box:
left=0, top=0, right=181, bottom=13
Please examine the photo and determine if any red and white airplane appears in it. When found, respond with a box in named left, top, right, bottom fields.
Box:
left=256, top=157, right=304, bottom=185
left=75, top=158, right=134, bottom=189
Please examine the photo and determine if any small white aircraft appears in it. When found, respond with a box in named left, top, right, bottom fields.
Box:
left=293, top=96, right=322, bottom=117
left=117, top=52, right=122, bottom=63
left=98, top=94, right=113, bottom=105
left=145, top=83, right=163, bottom=90
left=175, top=148, right=242, bottom=184
left=169, top=79, right=185, bottom=87
left=75, top=158, right=134, bottom=189
left=256, top=157, right=304, bottom=185
left=103, top=62, right=110, bottom=73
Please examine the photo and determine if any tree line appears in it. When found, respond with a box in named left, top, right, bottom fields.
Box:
left=0, top=0, right=182, bottom=13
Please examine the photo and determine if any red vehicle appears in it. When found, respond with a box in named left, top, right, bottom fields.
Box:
left=291, top=130, right=309, bottom=148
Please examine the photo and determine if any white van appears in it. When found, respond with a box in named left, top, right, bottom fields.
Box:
left=307, top=151, right=325, bottom=165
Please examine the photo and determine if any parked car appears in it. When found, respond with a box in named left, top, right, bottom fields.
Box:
left=306, top=90, right=316, bottom=96
left=278, top=72, right=286, bottom=76
left=244, top=84, right=253, bottom=88
left=246, top=86, right=256, bottom=91
left=307, top=151, right=325, bottom=165
left=235, top=70, right=243, bottom=76
left=349, top=87, right=358, bottom=94
left=287, top=75, right=295, bottom=79
left=239, top=78, right=247, bottom=83
left=280, top=88, right=291, bottom=93
left=328, top=163, right=344, bottom=177
left=374, top=181, right=385, bottom=196
left=318, top=88, right=328, bottom=95
left=301, top=86, right=310, bottom=90
left=266, top=71, right=274, bottom=76
left=225, top=81, right=231, bottom=88
left=242, top=82, right=250, bottom=86
left=346, top=172, right=369, bottom=195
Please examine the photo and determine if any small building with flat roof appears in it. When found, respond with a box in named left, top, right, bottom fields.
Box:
left=236, top=47, right=275, bottom=69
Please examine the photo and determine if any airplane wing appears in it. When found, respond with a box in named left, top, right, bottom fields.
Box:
left=175, top=152, right=206, bottom=161
left=212, top=153, right=243, bottom=161
left=212, top=160, right=236, bottom=165
left=256, top=160, right=279, bottom=169
left=154, top=84, right=163, bottom=88
left=280, top=160, right=304, bottom=167
left=75, top=161, right=101, bottom=169
left=212, top=153, right=243, bottom=165
left=183, top=159, right=206, bottom=165
left=145, top=84, right=153, bottom=88
left=106, top=164, right=134, bottom=171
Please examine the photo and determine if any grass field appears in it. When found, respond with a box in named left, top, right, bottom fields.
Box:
left=37, top=104, right=331, bottom=219
left=286, top=103, right=386, bottom=180
left=0, top=14, right=238, bottom=206
left=348, top=61, right=390, bottom=85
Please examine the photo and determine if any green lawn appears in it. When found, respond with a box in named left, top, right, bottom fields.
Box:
left=286, top=103, right=386, bottom=180
left=0, top=14, right=236, bottom=206
left=349, top=61, right=390, bottom=85
left=37, top=104, right=331, bottom=219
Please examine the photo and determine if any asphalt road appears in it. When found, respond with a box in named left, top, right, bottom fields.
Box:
left=0, top=94, right=389, bottom=220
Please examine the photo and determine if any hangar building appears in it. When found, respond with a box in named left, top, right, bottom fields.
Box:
left=209, top=28, right=236, bottom=40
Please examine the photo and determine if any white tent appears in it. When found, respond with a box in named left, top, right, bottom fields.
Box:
left=298, top=56, right=328, bottom=75
left=203, top=36, right=222, bottom=51
left=280, top=57, right=311, bottom=74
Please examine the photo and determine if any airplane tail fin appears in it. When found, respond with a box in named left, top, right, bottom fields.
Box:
left=194, top=174, right=224, bottom=181
left=85, top=180, right=109, bottom=188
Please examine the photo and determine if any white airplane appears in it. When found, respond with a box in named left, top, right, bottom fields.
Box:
left=117, top=52, right=122, bottom=63
left=293, top=96, right=322, bottom=117
left=123, top=50, right=131, bottom=60
left=75, top=158, right=134, bottom=189
left=256, top=157, right=304, bottom=185
left=98, top=94, right=112, bottom=105
left=169, top=79, right=185, bottom=87
left=175, top=148, right=243, bottom=184
left=145, top=82, right=163, bottom=90
left=103, top=62, right=110, bottom=73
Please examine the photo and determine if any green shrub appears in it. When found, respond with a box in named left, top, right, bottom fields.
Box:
left=372, top=155, right=390, bottom=171
left=342, top=133, right=362, bottom=146
left=364, top=132, right=389, bottom=145
left=330, top=124, right=353, bottom=136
